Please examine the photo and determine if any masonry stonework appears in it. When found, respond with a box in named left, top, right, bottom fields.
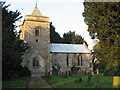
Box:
left=20, top=6, right=92, bottom=76
left=50, top=53, right=92, bottom=74
left=20, top=7, right=51, bottom=76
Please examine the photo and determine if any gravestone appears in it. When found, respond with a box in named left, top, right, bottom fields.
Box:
left=59, top=71, right=62, bottom=76
left=69, top=70, right=71, bottom=76
left=75, top=70, right=83, bottom=82
left=94, top=75, right=100, bottom=88
left=62, top=72, right=64, bottom=76
left=47, top=72, right=51, bottom=79
left=64, top=71, right=68, bottom=78
left=86, top=71, right=92, bottom=87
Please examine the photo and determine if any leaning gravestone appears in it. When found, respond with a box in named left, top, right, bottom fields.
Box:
left=75, top=70, right=83, bottom=82
left=94, top=75, right=100, bottom=88
left=47, top=72, right=51, bottom=79
left=86, top=70, right=92, bottom=87
left=64, top=71, right=68, bottom=78
left=69, top=70, right=71, bottom=76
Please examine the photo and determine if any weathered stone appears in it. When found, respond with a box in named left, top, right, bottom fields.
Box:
left=64, top=71, right=68, bottom=78
left=75, top=70, right=83, bottom=82
left=86, top=70, right=92, bottom=87
left=50, top=53, right=92, bottom=74
left=20, top=6, right=51, bottom=76
left=69, top=70, right=71, bottom=76
left=20, top=6, right=93, bottom=76
left=94, top=75, right=100, bottom=88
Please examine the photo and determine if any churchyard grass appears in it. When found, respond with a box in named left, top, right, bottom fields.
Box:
left=2, top=74, right=113, bottom=88
left=43, top=73, right=113, bottom=88
left=2, top=77, right=28, bottom=88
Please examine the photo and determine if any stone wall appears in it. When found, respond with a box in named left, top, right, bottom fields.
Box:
left=50, top=52, right=92, bottom=74
left=20, top=15, right=92, bottom=76
left=20, top=15, right=51, bottom=76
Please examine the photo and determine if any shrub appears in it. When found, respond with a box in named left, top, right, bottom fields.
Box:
left=113, top=70, right=120, bottom=76
left=18, top=66, right=31, bottom=77
left=104, top=69, right=114, bottom=76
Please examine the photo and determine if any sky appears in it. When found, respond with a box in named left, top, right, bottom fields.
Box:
left=3, top=0, right=95, bottom=49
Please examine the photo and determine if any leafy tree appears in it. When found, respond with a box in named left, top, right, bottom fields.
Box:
left=62, top=31, right=86, bottom=44
left=83, top=2, right=120, bottom=71
left=72, top=34, right=84, bottom=44
left=62, top=31, right=75, bottom=44
left=50, top=23, right=62, bottom=43
left=2, top=4, right=30, bottom=80
left=50, top=24, right=87, bottom=45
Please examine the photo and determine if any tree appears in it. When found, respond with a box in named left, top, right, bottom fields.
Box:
left=50, top=23, right=62, bottom=43
left=50, top=24, right=87, bottom=45
left=62, top=31, right=86, bottom=44
left=72, top=34, right=84, bottom=44
left=2, top=4, right=30, bottom=80
left=83, top=2, right=120, bottom=71
left=62, top=31, right=75, bottom=44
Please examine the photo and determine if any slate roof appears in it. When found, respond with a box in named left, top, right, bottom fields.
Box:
left=31, top=6, right=42, bottom=16
left=50, top=43, right=91, bottom=54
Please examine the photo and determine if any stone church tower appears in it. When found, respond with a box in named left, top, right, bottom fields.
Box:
left=20, top=6, right=51, bottom=76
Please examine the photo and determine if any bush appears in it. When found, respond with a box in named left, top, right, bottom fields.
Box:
left=18, top=66, right=31, bottom=77
left=104, top=69, right=114, bottom=76
left=113, top=70, right=120, bottom=76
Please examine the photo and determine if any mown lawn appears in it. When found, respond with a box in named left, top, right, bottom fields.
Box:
left=43, top=74, right=113, bottom=88
left=2, top=74, right=113, bottom=88
left=2, top=77, right=28, bottom=88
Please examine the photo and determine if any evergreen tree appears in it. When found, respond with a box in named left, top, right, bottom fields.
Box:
left=50, top=23, right=62, bottom=43
left=62, top=31, right=75, bottom=44
left=83, top=2, right=120, bottom=71
left=2, top=5, right=30, bottom=80
left=62, top=31, right=86, bottom=44
left=50, top=24, right=87, bottom=45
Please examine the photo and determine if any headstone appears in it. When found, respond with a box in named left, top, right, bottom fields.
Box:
left=69, top=70, right=71, bottom=76
left=86, top=71, right=92, bottom=87
left=92, top=71, right=94, bottom=76
left=65, top=71, right=68, bottom=78
left=47, top=72, right=51, bottom=79
left=62, top=72, right=64, bottom=76
left=94, top=75, right=100, bottom=88
left=96, top=68, right=99, bottom=74
left=59, top=71, right=62, bottom=76
left=75, top=70, right=82, bottom=82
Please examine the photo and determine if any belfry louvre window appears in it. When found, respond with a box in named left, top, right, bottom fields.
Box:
left=35, top=29, right=39, bottom=36
left=33, top=57, right=39, bottom=67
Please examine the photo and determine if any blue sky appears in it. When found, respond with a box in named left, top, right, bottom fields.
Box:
left=4, top=0, right=95, bottom=49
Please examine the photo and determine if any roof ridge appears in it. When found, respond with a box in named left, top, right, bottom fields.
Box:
left=50, top=43, right=83, bottom=45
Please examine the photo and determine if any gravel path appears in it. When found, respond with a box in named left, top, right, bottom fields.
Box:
left=25, top=76, right=53, bottom=89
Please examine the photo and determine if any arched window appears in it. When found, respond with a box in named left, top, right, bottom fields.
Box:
left=66, top=54, right=69, bottom=66
left=78, top=55, right=82, bottom=66
left=33, top=56, right=39, bottom=67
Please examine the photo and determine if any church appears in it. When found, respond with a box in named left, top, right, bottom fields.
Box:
left=20, top=5, right=92, bottom=76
